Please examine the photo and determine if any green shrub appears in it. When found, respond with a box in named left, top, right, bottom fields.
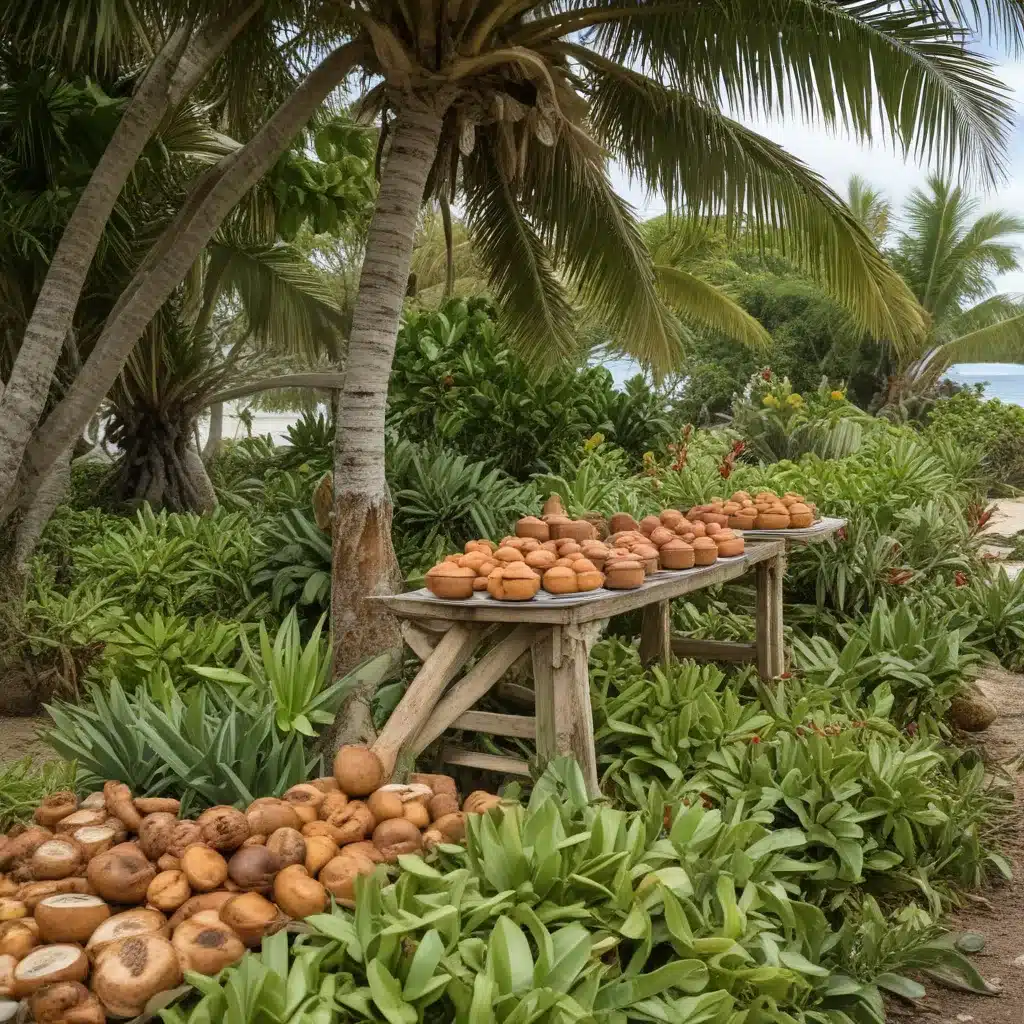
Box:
left=926, top=387, right=1024, bottom=489
left=251, top=508, right=332, bottom=619
left=44, top=613, right=390, bottom=810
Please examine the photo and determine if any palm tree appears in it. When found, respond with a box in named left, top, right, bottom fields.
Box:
left=846, top=176, right=893, bottom=248
left=885, top=176, right=1024, bottom=400
left=321, top=0, right=1024, bottom=747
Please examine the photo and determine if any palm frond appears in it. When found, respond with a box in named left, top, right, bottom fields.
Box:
left=208, top=234, right=347, bottom=361
left=588, top=0, right=1014, bottom=181
left=583, top=57, right=925, bottom=348
left=654, top=265, right=771, bottom=350
left=511, top=122, right=682, bottom=373
left=917, top=311, right=1024, bottom=385
left=462, top=148, right=579, bottom=366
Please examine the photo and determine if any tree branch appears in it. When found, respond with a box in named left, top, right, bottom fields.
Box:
left=207, top=372, right=346, bottom=405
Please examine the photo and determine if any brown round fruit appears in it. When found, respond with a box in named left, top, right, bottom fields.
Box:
left=29, top=839, right=84, bottom=881
left=197, top=807, right=250, bottom=852
left=11, top=945, right=89, bottom=998
left=171, top=912, right=246, bottom=975
left=29, top=980, right=105, bottom=1024
left=87, top=908, right=169, bottom=963
left=303, top=835, right=338, bottom=878
left=372, top=819, right=422, bottom=862
left=133, top=797, right=181, bottom=816
left=245, top=799, right=300, bottom=837
left=146, top=870, right=191, bottom=912
left=403, top=803, right=430, bottom=829
left=72, top=826, right=117, bottom=861
left=34, top=793, right=78, bottom=830
left=165, top=821, right=204, bottom=860
left=181, top=845, right=228, bottom=893
left=226, top=846, right=279, bottom=893
left=218, top=892, right=284, bottom=948
left=365, top=790, right=404, bottom=823
left=333, top=746, right=385, bottom=797
left=91, top=934, right=182, bottom=1018
left=265, top=828, right=305, bottom=869
left=34, top=894, right=110, bottom=944
left=273, top=865, right=327, bottom=920
left=433, top=813, right=466, bottom=843
left=86, top=843, right=155, bottom=905
left=138, top=812, right=178, bottom=861
left=318, top=856, right=373, bottom=903
left=427, top=794, right=459, bottom=821
left=0, top=919, right=37, bottom=960
left=166, top=893, right=232, bottom=932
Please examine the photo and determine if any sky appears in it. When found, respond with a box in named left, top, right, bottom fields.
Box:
left=609, top=58, right=1024, bottom=305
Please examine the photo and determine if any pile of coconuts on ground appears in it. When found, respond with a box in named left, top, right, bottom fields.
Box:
left=0, top=745, right=499, bottom=1023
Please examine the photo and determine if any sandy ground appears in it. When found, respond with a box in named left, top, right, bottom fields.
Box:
left=897, top=666, right=1024, bottom=1024
left=981, top=498, right=1024, bottom=580
left=0, top=715, right=53, bottom=764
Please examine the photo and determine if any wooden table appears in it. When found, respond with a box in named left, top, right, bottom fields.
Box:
left=370, top=540, right=786, bottom=797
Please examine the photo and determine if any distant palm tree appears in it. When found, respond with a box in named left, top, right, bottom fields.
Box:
left=846, top=176, right=893, bottom=247
left=888, top=176, right=1024, bottom=398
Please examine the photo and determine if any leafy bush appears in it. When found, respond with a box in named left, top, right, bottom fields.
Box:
left=252, top=508, right=332, bottom=618
left=926, top=387, right=1024, bottom=489
left=791, top=598, right=980, bottom=721
left=388, top=298, right=677, bottom=476
left=68, top=505, right=263, bottom=619
left=163, top=760, right=993, bottom=1024
left=44, top=613, right=391, bottom=810
left=956, top=567, right=1024, bottom=669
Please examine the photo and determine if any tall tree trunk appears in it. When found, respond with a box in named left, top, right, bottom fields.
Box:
left=326, top=100, right=447, bottom=751
left=0, top=6, right=261, bottom=507
left=12, top=449, right=72, bottom=572
left=203, top=402, right=224, bottom=461
left=9, top=42, right=362, bottom=515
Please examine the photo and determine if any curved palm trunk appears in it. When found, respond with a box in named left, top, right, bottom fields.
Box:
left=203, top=402, right=224, bottom=461
left=327, top=102, right=446, bottom=750
left=7, top=43, right=361, bottom=519
left=0, top=9, right=261, bottom=507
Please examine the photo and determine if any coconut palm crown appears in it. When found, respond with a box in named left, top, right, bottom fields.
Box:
left=325, top=0, right=1024, bottom=372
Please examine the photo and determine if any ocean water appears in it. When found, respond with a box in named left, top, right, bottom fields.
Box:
left=945, top=364, right=1024, bottom=406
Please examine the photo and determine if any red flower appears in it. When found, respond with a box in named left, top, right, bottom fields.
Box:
left=441, top=374, right=455, bottom=389
left=718, top=462, right=733, bottom=479
left=887, top=569, right=913, bottom=585
left=761, top=368, right=772, bottom=381
left=954, top=571, right=969, bottom=587
left=906, top=721, right=918, bottom=738
left=750, top=735, right=761, bottom=744
left=779, top=672, right=792, bottom=679
left=731, top=440, right=746, bottom=455
left=836, top=527, right=847, bottom=542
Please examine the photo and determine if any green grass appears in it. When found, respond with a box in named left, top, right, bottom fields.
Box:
left=0, top=757, right=77, bottom=831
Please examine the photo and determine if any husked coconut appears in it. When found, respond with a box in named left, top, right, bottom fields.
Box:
left=29, top=980, right=105, bottom=1024
left=272, top=865, right=326, bottom=919
left=197, top=807, right=249, bottom=852
left=138, top=812, right=178, bottom=860
left=11, top=944, right=89, bottom=997
left=318, top=856, right=374, bottom=903
left=86, top=908, right=168, bottom=962
left=171, top=911, right=246, bottom=975
left=91, top=934, right=181, bottom=1018
left=372, top=819, right=422, bottom=862
left=72, top=826, right=117, bottom=860
left=218, top=892, right=284, bottom=947
left=226, top=846, right=279, bottom=893
left=265, top=828, right=305, bottom=869
left=86, top=843, right=155, bottom=904
left=333, top=746, right=384, bottom=796
left=34, top=893, right=110, bottom=943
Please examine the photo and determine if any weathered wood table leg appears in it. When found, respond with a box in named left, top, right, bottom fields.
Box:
left=639, top=600, right=671, bottom=667
left=372, top=622, right=483, bottom=774
left=531, top=626, right=600, bottom=797
left=755, top=552, right=785, bottom=680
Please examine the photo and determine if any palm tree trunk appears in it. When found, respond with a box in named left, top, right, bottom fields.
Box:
left=0, top=9, right=262, bottom=509
left=8, top=43, right=361, bottom=518
left=203, top=402, right=224, bottom=461
left=12, top=449, right=72, bottom=572
left=326, top=101, right=447, bottom=751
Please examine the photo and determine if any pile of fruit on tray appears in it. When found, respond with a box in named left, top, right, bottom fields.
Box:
left=686, top=490, right=817, bottom=530
left=424, top=495, right=748, bottom=601
left=0, top=747, right=494, bottom=1022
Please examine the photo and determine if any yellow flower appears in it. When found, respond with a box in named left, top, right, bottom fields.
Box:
left=830, top=390, right=845, bottom=401
left=786, top=393, right=803, bottom=407
left=763, top=395, right=780, bottom=408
